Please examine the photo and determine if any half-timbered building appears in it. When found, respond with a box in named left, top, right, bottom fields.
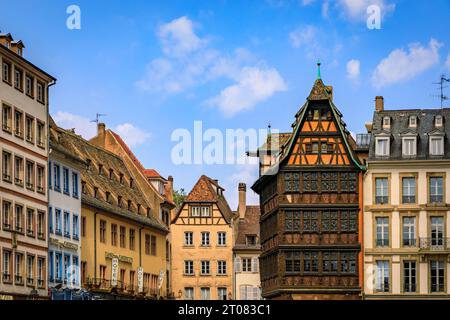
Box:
left=251, top=67, right=368, bottom=299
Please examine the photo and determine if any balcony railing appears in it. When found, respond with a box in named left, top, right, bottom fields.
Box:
left=419, top=237, right=450, bottom=251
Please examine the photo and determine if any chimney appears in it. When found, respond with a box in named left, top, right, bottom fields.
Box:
left=167, top=176, right=174, bottom=197
left=375, top=96, right=384, bottom=112
left=238, top=183, right=247, bottom=219
left=97, top=122, right=106, bottom=147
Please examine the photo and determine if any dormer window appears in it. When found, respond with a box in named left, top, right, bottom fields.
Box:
left=402, top=137, right=417, bottom=157
left=382, top=116, right=391, bottom=129
left=98, top=164, right=103, bottom=175
left=94, top=187, right=98, bottom=199
left=137, top=204, right=141, bottom=214
left=375, top=137, right=390, bottom=156
left=409, top=116, right=417, bottom=128
left=147, top=207, right=151, bottom=217
left=127, top=200, right=132, bottom=211
left=130, top=178, right=134, bottom=188
left=430, top=136, right=444, bottom=156
left=119, top=173, right=124, bottom=184
left=435, top=115, right=443, bottom=127
left=81, top=181, right=86, bottom=194
left=109, top=169, right=114, bottom=180
left=105, top=191, right=111, bottom=203
left=118, top=195, right=123, bottom=207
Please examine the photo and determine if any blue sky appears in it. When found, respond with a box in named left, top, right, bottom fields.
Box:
left=2, top=0, right=450, bottom=208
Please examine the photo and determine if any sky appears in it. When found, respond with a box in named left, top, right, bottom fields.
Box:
left=2, top=0, right=450, bottom=209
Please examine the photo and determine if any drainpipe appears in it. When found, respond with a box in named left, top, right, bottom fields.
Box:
left=94, top=212, right=98, bottom=279
left=139, top=227, right=143, bottom=266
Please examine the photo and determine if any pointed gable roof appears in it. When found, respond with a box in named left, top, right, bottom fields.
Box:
left=173, top=175, right=234, bottom=224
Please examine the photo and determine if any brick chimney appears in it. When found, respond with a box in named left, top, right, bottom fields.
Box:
left=97, top=122, right=106, bottom=147
left=167, top=176, right=174, bottom=200
left=375, top=96, right=384, bottom=112
left=238, top=183, right=247, bottom=219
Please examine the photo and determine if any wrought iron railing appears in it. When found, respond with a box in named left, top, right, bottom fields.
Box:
left=419, top=237, right=450, bottom=251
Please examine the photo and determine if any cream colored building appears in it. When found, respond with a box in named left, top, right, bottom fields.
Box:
left=1, top=32, right=55, bottom=299
left=363, top=97, right=450, bottom=299
left=171, top=175, right=234, bottom=300
left=233, top=183, right=261, bottom=300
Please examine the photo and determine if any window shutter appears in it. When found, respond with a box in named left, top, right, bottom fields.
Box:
left=252, top=257, right=259, bottom=273
left=240, top=286, right=246, bottom=300
left=252, top=286, right=259, bottom=300
left=234, top=257, right=241, bottom=272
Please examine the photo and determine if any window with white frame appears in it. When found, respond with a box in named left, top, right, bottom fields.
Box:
left=375, top=217, right=389, bottom=247
left=200, top=287, right=210, bottom=300
left=402, top=217, right=416, bottom=247
left=200, top=207, right=210, bottom=217
left=217, top=260, right=227, bottom=275
left=201, top=232, right=210, bottom=246
left=184, top=287, right=194, bottom=300
left=429, top=136, right=444, bottom=156
left=382, top=116, right=391, bottom=128
left=435, top=115, right=443, bottom=127
left=184, top=260, right=194, bottom=275
left=240, top=285, right=260, bottom=300
left=217, top=232, right=226, bottom=246
left=184, top=232, right=193, bottom=246
left=201, top=260, right=210, bottom=275
left=409, top=116, right=417, bottom=127
left=375, top=137, right=390, bottom=156
left=217, top=287, right=227, bottom=300
left=403, top=260, right=417, bottom=293
left=402, top=137, right=416, bottom=157
left=376, top=260, right=390, bottom=292
left=191, top=206, right=200, bottom=217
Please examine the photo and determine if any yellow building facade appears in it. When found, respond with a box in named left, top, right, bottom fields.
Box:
left=171, top=176, right=234, bottom=300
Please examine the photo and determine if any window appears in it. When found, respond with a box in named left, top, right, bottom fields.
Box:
left=200, top=287, right=210, bottom=300
left=402, top=137, right=416, bottom=157
left=285, top=211, right=301, bottom=231
left=14, top=67, right=23, bottom=90
left=99, top=265, right=106, bottom=280
left=81, top=216, right=86, bottom=237
left=145, top=234, right=150, bottom=255
left=73, top=215, right=79, bottom=240
left=240, top=285, right=260, bottom=300
left=55, top=209, right=62, bottom=235
left=25, top=74, right=34, bottom=97
left=2, top=250, right=11, bottom=282
left=382, top=116, right=391, bottom=128
left=201, top=232, right=210, bottom=246
left=99, top=220, right=106, bottom=243
left=129, top=229, right=135, bottom=250
left=48, top=207, right=53, bottom=234
left=72, top=256, right=79, bottom=286
left=201, top=261, right=210, bottom=275
left=402, top=177, right=416, bottom=204
left=375, top=137, right=390, bottom=156
left=217, top=261, right=227, bottom=275
left=25, top=161, right=34, bottom=190
left=218, top=287, right=227, bottom=300
left=201, top=207, right=210, bottom=217
left=14, top=109, right=23, bottom=137
left=2, top=60, right=11, bottom=83
left=26, top=208, right=35, bottom=237
left=151, top=235, right=157, bottom=256
left=429, top=176, right=444, bottom=203
left=435, top=115, right=443, bottom=127
left=37, top=257, right=44, bottom=287
left=402, top=217, right=416, bottom=247
left=63, top=211, right=70, bottom=238
left=184, top=232, right=193, bottom=246
left=184, top=287, right=194, bottom=300
left=37, top=81, right=45, bottom=103
left=2, top=201, right=12, bottom=230
left=303, top=252, right=319, bottom=272
left=403, top=261, right=417, bottom=293
left=322, top=252, right=338, bottom=273
left=341, top=252, right=357, bottom=273
left=14, top=253, right=23, bottom=284
left=409, top=116, right=417, bottom=127
left=376, top=217, right=389, bottom=247
left=376, top=260, right=390, bottom=292
left=218, top=232, right=226, bottom=246
left=36, top=121, right=45, bottom=148
left=430, top=136, right=444, bottom=156
left=246, top=235, right=257, bottom=246
left=242, top=257, right=255, bottom=273
left=14, top=156, right=23, bottom=186
left=184, top=261, right=194, bottom=275
left=2, top=104, right=12, bottom=132
left=111, top=224, right=117, bottom=246
left=430, top=260, right=445, bottom=293
left=36, top=165, right=45, bottom=193
left=430, top=217, right=444, bottom=247
left=2, top=151, right=12, bottom=182
left=53, top=163, right=61, bottom=191
left=14, top=204, right=23, bottom=233
left=63, top=255, right=69, bottom=283
left=25, top=115, right=34, bottom=143
left=37, top=211, right=45, bottom=239
left=120, top=226, right=126, bottom=248
left=375, top=177, right=389, bottom=204
left=63, top=168, right=69, bottom=194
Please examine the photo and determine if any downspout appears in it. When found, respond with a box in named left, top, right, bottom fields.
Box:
left=139, top=227, right=143, bottom=266
left=94, top=212, right=98, bottom=279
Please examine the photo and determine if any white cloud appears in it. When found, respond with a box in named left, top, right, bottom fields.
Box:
left=338, top=0, right=396, bottom=21
left=53, top=112, right=150, bottom=147
left=137, top=16, right=286, bottom=116
left=372, top=38, right=442, bottom=89
left=157, top=16, right=205, bottom=57
left=446, top=54, right=450, bottom=70
left=346, top=59, right=360, bottom=80
left=289, top=25, right=316, bottom=49
left=53, top=111, right=97, bottom=139
left=115, top=123, right=151, bottom=147
left=205, top=66, right=287, bottom=117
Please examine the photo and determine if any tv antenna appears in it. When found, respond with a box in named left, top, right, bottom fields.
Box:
left=433, top=75, right=450, bottom=108
left=91, top=113, right=107, bottom=124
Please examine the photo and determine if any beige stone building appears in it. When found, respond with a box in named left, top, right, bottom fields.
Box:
left=1, top=32, right=55, bottom=299
left=171, top=175, right=234, bottom=300
left=233, top=183, right=261, bottom=300
left=363, top=97, right=450, bottom=299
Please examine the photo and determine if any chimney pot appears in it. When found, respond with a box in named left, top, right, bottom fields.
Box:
left=375, top=96, right=384, bottom=112
left=238, top=183, right=247, bottom=219
left=98, top=122, right=106, bottom=135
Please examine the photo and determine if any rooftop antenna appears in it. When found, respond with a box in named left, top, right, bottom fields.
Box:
left=432, top=75, right=450, bottom=109
left=90, top=113, right=107, bottom=124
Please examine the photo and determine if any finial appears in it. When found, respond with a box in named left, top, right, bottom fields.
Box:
left=268, top=123, right=272, bottom=134
left=317, top=60, right=321, bottom=80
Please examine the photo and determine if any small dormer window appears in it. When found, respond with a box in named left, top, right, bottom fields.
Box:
left=409, top=116, right=417, bottom=128
left=98, top=164, right=103, bottom=175
left=105, top=191, right=111, bottom=203
left=382, top=117, right=391, bottom=128
left=430, top=136, right=444, bottom=156
left=118, top=195, right=122, bottom=207
left=94, top=187, right=98, bottom=199
left=375, top=137, right=390, bottom=156
left=402, top=137, right=417, bottom=157
left=147, top=207, right=151, bottom=217
left=137, top=204, right=141, bottom=214
left=109, top=169, right=114, bottom=180
left=435, top=115, right=443, bottom=127
left=119, top=173, right=124, bottom=184
left=81, top=181, right=86, bottom=194
left=127, top=200, right=132, bottom=211
left=130, top=178, right=134, bottom=188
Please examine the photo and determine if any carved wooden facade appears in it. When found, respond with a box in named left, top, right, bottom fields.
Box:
left=253, top=77, right=366, bottom=300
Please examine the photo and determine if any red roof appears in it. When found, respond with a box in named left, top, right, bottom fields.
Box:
left=143, top=169, right=162, bottom=179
